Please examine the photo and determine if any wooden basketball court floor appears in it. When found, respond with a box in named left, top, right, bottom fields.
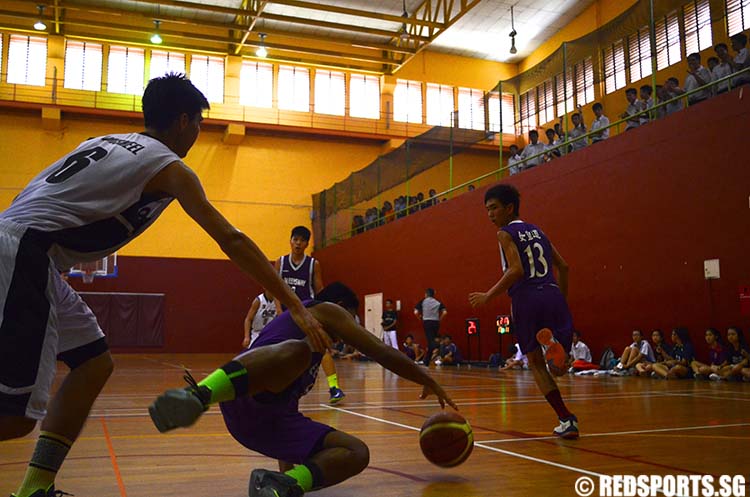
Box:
left=2, top=354, right=749, bottom=497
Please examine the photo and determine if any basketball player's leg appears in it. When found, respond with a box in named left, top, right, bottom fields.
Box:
left=150, top=339, right=313, bottom=432
left=321, top=352, right=345, bottom=404
left=11, top=271, right=113, bottom=497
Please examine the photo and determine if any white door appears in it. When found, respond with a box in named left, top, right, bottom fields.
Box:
left=364, top=293, right=383, bottom=339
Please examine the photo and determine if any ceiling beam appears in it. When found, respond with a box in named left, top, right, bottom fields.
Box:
left=266, top=0, right=441, bottom=28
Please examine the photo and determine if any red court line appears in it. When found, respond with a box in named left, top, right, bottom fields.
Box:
left=100, top=418, right=128, bottom=497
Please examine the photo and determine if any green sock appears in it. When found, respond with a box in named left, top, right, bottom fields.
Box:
left=15, top=432, right=72, bottom=497
left=197, top=361, right=248, bottom=404
left=326, top=373, right=339, bottom=389
left=285, top=464, right=313, bottom=492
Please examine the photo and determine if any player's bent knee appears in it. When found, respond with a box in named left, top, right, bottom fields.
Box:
left=0, top=416, right=37, bottom=441
left=351, top=438, right=370, bottom=474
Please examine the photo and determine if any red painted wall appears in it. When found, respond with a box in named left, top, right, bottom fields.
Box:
left=313, top=89, right=750, bottom=362
left=70, top=257, right=262, bottom=353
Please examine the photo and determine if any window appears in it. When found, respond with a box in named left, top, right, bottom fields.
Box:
left=655, top=13, right=682, bottom=70
left=107, top=46, right=144, bottom=95
left=314, top=70, right=345, bottom=116
left=190, top=55, right=224, bottom=103
left=536, top=80, right=555, bottom=125
left=519, top=89, right=537, bottom=133
left=349, top=74, right=380, bottom=119
left=628, top=27, right=652, bottom=83
left=425, top=83, right=454, bottom=126
left=726, top=0, right=750, bottom=36
left=555, top=71, right=574, bottom=116
left=603, top=41, right=627, bottom=94
left=64, top=41, right=102, bottom=91
left=240, top=61, right=273, bottom=108
left=457, top=87, right=485, bottom=130
left=683, top=0, right=713, bottom=55
left=488, top=92, right=515, bottom=134
left=574, top=57, right=594, bottom=106
left=7, top=35, right=47, bottom=86
left=150, top=50, right=186, bottom=80
left=278, top=65, right=310, bottom=112
left=394, top=79, right=422, bottom=123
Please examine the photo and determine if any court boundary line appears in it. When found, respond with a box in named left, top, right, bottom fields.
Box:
left=100, top=418, right=128, bottom=497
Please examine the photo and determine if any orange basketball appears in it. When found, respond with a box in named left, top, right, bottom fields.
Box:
left=419, top=411, right=474, bottom=468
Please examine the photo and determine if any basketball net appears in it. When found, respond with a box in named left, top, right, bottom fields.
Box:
left=80, top=261, right=98, bottom=284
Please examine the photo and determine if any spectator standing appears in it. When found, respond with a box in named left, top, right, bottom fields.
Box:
left=519, top=130, right=547, bottom=169
left=507, top=144, right=522, bottom=175
left=620, top=88, right=643, bottom=130
left=663, top=78, right=684, bottom=115
left=728, top=33, right=750, bottom=86
left=639, top=85, right=654, bottom=124
left=544, top=129, right=561, bottom=160
left=414, top=288, right=447, bottom=364
left=590, top=103, right=610, bottom=143
left=680, top=53, right=713, bottom=105
left=712, top=45, right=733, bottom=94
left=567, top=107, right=587, bottom=152
left=381, top=299, right=399, bottom=350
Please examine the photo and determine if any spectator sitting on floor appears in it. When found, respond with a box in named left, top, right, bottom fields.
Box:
left=590, top=103, right=610, bottom=143
left=429, top=335, right=445, bottom=365
left=620, top=88, right=643, bottom=130
left=435, top=335, right=461, bottom=365
left=402, top=334, right=425, bottom=363
left=711, top=326, right=749, bottom=381
left=329, top=338, right=346, bottom=358
left=499, top=342, right=528, bottom=371
left=690, top=328, right=728, bottom=378
left=652, top=327, right=694, bottom=379
left=613, top=329, right=655, bottom=375
left=636, top=329, right=672, bottom=376
left=568, top=330, right=596, bottom=372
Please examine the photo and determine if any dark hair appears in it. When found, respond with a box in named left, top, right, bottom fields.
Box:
left=639, top=85, right=652, bottom=95
left=509, top=144, right=519, bottom=150
left=707, top=56, right=719, bottom=64
left=317, top=282, right=359, bottom=310
left=672, top=327, right=691, bottom=345
left=667, top=77, right=679, bottom=85
left=625, top=88, right=637, bottom=96
left=405, top=334, right=414, bottom=340
left=572, top=329, right=581, bottom=338
left=545, top=128, right=555, bottom=136
left=687, top=52, right=701, bottom=62
left=727, top=326, right=747, bottom=349
left=592, top=102, right=603, bottom=111
left=705, top=327, right=722, bottom=343
left=731, top=33, right=748, bottom=46
left=291, top=226, right=311, bottom=241
left=529, top=129, right=539, bottom=137
left=142, top=73, right=210, bottom=131
left=443, top=334, right=452, bottom=340
left=425, top=288, right=435, bottom=297
left=714, top=43, right=728, bottom=51
left=651, top=329, right=664, bottom=340
left=485, top=183, right=520, bottom=216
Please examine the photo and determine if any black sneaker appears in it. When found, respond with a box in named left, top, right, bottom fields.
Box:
left=149, top=370, right=211, bottom=433
left=328, top=386, right=345, bottom=405
left=11, top=486, right=73, bottom=497
left=248, top=469, right=304, bottom=497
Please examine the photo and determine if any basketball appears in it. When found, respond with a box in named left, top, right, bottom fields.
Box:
left=419, top=411, right=474, bottom=467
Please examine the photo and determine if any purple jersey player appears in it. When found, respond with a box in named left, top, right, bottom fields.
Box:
left=150, top=283, right=456, bottom=497
left=469, top=184, right=578, bottom=439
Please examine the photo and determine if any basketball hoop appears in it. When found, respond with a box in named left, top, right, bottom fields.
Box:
left=80, top=261, right=98, bottom=284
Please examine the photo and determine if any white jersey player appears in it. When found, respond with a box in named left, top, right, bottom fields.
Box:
left=243, top=291, right=277, bottom=347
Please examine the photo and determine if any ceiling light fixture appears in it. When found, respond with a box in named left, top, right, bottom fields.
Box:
left=150, top=20, right=163, bottom=44
left=256, top=33, right=268, bottom=58
left=509, top=5, right=518, bottom=55
left=33, top=5, right=46, bottom=31
left=399, top=0, right=409, bottom=41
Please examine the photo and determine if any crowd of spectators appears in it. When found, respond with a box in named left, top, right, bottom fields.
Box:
left=508, top=35, right=750, bottom=174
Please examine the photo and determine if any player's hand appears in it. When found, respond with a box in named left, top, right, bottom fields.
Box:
left=242, top=336, right=251, bottom=348
left=468, top=292, right=488, bottom=307
left=420, top=382, right=458, bottom=411
left=289, top=304, right=330, bottom=352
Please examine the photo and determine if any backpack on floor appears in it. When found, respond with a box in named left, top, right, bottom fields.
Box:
left=599, top=347, right=617, bottom=369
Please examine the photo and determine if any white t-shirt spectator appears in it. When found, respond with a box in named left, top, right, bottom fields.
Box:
left=624, top=100, right=643, bottom=129
left=733, top=48, right=749, bottom=85
left=590, top=115, right=610, bottom=142
left=630, top=339, right=656, bottom=363
left=570, top=340, right=592, bottom=363
left=712, top=62, right=733, bottom=92
left=508, top=153, right=522, bottom=175
left=519, top=142, right=547, bottom=167
left=512, top=344, right=529, bottom=368
left=684, top=66, right=713, bottom=102
left=567, top=124, right=587, bottom=151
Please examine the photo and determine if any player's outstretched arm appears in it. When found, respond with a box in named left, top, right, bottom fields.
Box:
left=312, top=303, right=457, bottom=410
left=469, top=230, right=524, bottom=307
left=145, top=162, right=329, bottom=351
